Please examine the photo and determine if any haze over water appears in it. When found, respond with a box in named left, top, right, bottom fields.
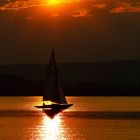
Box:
left=0, top=96, right=140, bottom=140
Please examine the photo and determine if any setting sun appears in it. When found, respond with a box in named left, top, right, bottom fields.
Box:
left=47, top=0, right=63, bottom=5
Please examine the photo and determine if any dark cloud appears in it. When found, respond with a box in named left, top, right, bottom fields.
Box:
left=1, top=0, right=140, bottom=17
left=0, top=0, right=140, bottom=64
left=111, top=2, right=140, bottom=13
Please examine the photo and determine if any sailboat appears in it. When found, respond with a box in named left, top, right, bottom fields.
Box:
left=35, top=50, right=73, bottom=111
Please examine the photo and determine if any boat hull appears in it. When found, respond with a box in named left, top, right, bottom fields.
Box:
left=35, top=104, right=73, bottom=110
left=35, top=104, right=73, bottom=118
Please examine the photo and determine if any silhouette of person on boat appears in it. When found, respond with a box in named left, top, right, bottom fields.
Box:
left=35, top=50, right=73, bottom=118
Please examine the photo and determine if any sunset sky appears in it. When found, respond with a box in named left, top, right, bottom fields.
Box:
left=0, top=0, right=140, bottom=64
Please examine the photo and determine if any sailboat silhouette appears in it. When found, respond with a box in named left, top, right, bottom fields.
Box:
left=35, top=50, right=73, bottom=112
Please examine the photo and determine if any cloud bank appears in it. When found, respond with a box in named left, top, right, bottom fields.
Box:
left=0, top=0, right=140, bottom=17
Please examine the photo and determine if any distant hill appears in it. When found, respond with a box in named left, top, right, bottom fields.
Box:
left=0, top=60, right=140, bottom=85
left=0, top=60, right=140, bottom=96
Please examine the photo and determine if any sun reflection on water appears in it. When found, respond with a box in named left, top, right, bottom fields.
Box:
left=40, top=114, right=62, bottom=140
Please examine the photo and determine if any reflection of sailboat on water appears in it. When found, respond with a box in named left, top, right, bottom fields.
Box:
left=35, top=50, right=73, bottom=115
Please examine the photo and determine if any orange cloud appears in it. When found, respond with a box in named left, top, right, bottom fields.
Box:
left=0, top=0, right=106, bottom=11
left=0, top=0, right=80, bottom=10
left=92, top=3, right=106, bottom=9
left=49, top=13, right=59, bottom=17
left=25, top=16, right=35, bottom=20
left=0, top=0, right=40, bottom=10
left=72, top=8, right=91, bottom=17
left=111, top=2, right=140, bottom=13
left=1, top=0, right=139, bottom=18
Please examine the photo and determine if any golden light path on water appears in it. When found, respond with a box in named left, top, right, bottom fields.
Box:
left=1, top=97, right=140, bottom=139
left=37, top=114, right=66, bottom=140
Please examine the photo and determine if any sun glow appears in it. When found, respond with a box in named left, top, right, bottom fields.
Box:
left=47, top=0, right=63, bottom=5
left=40, top=115, right=61, bottom=140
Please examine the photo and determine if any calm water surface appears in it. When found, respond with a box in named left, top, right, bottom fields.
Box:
left=0, top=96, right=140, bottom=140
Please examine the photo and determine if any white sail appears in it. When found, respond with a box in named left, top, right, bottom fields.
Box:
left=43, top=50, right=67, bottom=104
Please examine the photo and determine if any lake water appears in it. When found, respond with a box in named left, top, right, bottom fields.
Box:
left=0, top=96, right=140, bottom=140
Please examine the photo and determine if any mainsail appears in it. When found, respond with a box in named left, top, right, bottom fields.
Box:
left=43, top=50, right=67, bottom=104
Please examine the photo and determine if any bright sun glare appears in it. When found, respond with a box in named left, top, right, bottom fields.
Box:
left=47, top=0, right=63, bottom=5
left=40, top=115, right=61, bottom=140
